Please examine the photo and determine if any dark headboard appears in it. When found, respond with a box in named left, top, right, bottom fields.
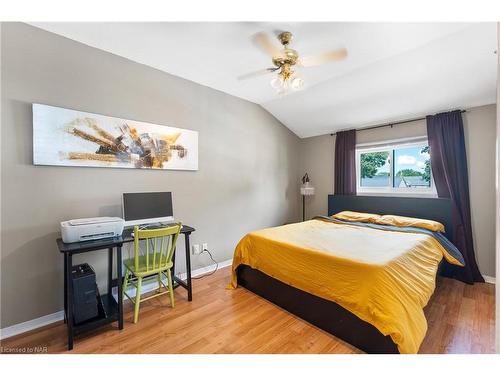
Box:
left=327, top=195, right=453, bottom=240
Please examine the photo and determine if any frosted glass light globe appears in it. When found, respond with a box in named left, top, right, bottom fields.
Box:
left=270, top=76, right=283, bottom=89
left=291, top=77, right=304, bottom=90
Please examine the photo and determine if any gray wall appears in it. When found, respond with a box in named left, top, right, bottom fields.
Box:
left=0, top=23, right=301, bottom=328
left=300, top=104, right=497, bottom=278
left=298, top=134, right=334, bottom=221
left=463, top=105, right=497, bottom=279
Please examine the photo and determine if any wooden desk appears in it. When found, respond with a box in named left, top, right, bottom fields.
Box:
left=57, top=224, right=195, bottom=350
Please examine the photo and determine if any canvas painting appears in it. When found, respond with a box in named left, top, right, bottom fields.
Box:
left=33, top=104, right=198, bottom=171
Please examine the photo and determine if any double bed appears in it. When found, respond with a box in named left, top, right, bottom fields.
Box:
left=229, top=195, right=464, bottom=354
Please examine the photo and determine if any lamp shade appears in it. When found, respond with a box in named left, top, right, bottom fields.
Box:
left=300, top=181, right=315, bottom=196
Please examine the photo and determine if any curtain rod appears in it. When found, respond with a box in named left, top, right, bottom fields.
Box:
left=329, top=110, right=467, bottom=136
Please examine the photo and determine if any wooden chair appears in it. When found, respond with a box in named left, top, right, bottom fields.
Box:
left=122, top=224, right=181, bottom=323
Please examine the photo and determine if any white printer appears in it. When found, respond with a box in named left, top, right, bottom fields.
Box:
left=60, top=217, right=125, bottom=243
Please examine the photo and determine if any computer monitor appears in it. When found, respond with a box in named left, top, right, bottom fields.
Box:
left=122, top=192, right=174, bottom=227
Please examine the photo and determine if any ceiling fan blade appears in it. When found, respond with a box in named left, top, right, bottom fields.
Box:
left=237, top=68, right=277, bottom=81
left=252, top=32, right=284, bottom=58
left=298, top=48, right=348, bottom=67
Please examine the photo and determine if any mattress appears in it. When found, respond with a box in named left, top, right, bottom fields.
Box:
left=229, top=217, right=463, bottom=354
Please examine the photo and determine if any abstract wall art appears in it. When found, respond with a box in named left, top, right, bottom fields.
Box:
left=32, top=104, right=198, bottom=170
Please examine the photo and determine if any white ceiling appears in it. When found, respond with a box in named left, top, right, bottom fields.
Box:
left=30, top=22, right=497, bottom=138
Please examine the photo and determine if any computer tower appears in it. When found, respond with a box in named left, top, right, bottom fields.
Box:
left=71, top=263, right=99, bottom=324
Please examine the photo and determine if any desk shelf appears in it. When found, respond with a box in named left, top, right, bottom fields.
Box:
left=73, top=294, right=118, bottom=335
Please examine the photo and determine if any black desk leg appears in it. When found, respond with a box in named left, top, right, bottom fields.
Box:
left=116, top=245, right=124, bottom=330
left=64, top=253, right=67, bottom=324
left=108, top=247, right=113, bottom=296
left=185, top=233, right=192, bottom=301
left=65, top=253, right=74, bottom=350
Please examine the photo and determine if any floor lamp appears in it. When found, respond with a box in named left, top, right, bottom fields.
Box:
left=300, top=173, right=315, bottom=221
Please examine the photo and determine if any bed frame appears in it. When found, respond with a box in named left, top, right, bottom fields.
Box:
left=236, top=194, right=453, bottom=354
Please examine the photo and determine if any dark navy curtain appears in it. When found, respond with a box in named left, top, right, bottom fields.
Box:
left=426, top=110, right=484, bottom=284
left=334, top=129, right=357, bottom=195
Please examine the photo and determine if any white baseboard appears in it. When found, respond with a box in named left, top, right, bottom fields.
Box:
left=179, top=258, right=233, bottom=280
left=483, top=275, right=496, bottom=284
left=112, top=258, right=233, bottom=300
left=0, top=311, right=65, bottom=341
left=0, top=259, right=233, bottom=340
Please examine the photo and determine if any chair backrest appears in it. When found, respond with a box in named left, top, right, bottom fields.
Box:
left=133, top=224, right=181, bottom=272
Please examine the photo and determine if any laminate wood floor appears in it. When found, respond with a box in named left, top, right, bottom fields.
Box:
left=1, top=267, right=495, bottom=354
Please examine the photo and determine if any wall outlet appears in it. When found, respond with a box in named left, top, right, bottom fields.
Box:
left=202, top=243, right=208, bottom=252
left=192, top=244, right=201, bottom=255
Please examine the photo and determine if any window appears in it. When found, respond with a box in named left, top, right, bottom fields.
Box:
left=356, top=140, right=436, bottom=196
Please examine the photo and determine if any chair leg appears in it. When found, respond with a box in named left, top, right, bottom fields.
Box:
left=122, top=269, right=130, bottom=301
left=166, top=269, right=174, bottom=308
left=133, top=276, right=142, bottom=324
left=157, top=272, right=162, bottom=293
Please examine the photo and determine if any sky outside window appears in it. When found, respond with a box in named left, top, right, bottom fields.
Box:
left=393, top=145, right=431, bottom=188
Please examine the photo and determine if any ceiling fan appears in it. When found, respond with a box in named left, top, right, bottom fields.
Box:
left=238, top=31, right=348, bottom=94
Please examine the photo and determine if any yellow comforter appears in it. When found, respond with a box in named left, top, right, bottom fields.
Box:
left=229, top=218, right=460, bottom=354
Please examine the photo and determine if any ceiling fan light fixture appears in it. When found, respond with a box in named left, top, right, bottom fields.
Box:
left=290, top=76, right=304, bottom=90
left=242, top=31, right=347, bottom=95
left=270, top=72, right=303, bottom=93
left=270, top=76, right=284, bottom=89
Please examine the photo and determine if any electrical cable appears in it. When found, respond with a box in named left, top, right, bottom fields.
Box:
left=192, top=248, right=219, bottom=279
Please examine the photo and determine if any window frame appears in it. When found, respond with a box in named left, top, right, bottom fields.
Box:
left=355, top=139, right=437, bottom=197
